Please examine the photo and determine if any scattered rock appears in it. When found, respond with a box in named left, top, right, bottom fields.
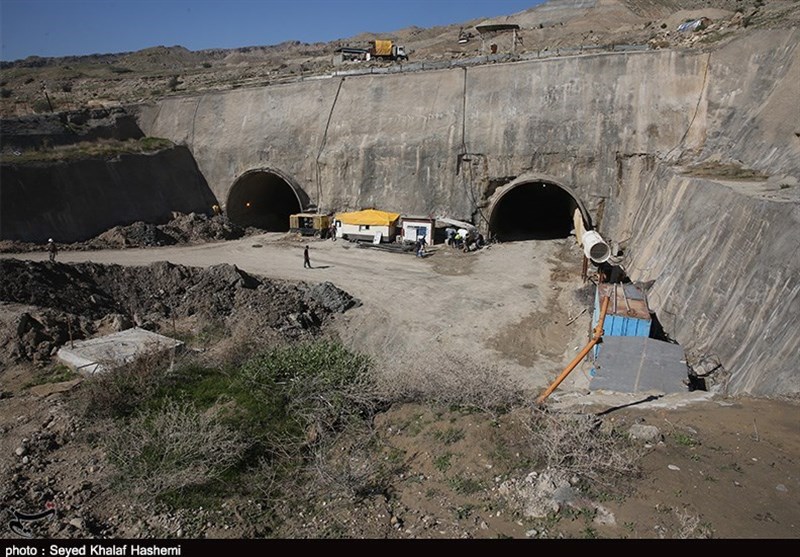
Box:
left=29, top=378, right=83, bottom=398
left=303, top=281, right=361, bottom=313
left=592, top=504, right=616, bottom=526
left=500, top=469, right=574, bottom=519
left=628, top=423, right=663, bottom=443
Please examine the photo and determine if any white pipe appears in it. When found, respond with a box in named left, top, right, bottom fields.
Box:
left=583, top=230, right=610, bottom=264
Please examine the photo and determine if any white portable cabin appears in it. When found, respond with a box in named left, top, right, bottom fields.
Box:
left=400, top=216, right=435, bottom=246
left=334, top=209, right=400, bottom=243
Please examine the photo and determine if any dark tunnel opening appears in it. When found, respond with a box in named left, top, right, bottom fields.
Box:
left=226, top=171, right=302, bottom=231
left=489, top=181, right=579, bottom=241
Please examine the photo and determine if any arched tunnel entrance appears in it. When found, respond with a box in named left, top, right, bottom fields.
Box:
left=488, top=180, right=587, bottom=242
left=226, top=170, right=303, bottom=231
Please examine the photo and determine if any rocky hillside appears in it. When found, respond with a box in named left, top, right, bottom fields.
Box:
left=1, top=0, right=797, bottom=117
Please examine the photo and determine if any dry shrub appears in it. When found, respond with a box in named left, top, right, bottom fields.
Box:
left=525, top=409, right=645, bottom=490
left=378, top=352, right=529, bottom=416
left=304, top=425, right=402, bottom=502
left=674, top=507, right=713, bottom=539
left=106, top=399, right=247, bottom=499
left=82, top=347, right=178, bottom=418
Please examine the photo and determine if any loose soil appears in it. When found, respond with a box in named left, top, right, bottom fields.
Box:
left=1, top=233, right=797, bottom=539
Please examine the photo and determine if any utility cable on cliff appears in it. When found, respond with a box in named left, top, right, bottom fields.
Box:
left=190, top=96, right=203, bottom=149
left=459, top=67, right=490, bottom=229
left=315, top=78, right=345, bottom=213
left=664, top=52, right=711, bottom=162
left=460, top=67, right=468, bottom=155
left=623, top=53, right=712, bottom=274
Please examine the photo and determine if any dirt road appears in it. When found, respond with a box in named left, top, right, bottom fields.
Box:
left=6, top=233, right=599, bottom=395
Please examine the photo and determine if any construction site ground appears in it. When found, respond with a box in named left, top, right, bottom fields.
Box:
left=0, top=232, right=798, bottom=539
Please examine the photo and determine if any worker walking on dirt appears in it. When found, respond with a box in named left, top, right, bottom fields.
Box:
left=416, top=235, right=426, bottom=257
left=304, top=245, right=312, bottom=269
left=47, top=238, right=58, bottom=262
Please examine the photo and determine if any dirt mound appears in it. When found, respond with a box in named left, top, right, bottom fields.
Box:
left=0, top=259, right=360, bottom=369
left=0, top=212, right=248, bottom=253
left=90, top=212, right=247, bottom=248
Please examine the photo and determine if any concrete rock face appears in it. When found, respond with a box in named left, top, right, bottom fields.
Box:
left=135, top=30, right=799, bottom=397
left=1, top=30, right=795, bottom=397
left=610, top=166, right=800, bottom=397
left=139, top=48, right=712, bottom=221
left=0, top=146, right=217, bottom=243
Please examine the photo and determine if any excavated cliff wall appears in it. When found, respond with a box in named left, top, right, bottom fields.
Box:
left=2, top=29, right=797, bottom=396
left=1, top=146, right=216, bottom=243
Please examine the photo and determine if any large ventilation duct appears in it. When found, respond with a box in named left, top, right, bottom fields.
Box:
left=583, top=230, right=610, bottom=264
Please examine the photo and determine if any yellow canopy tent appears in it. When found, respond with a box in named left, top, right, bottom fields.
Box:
left=335, top=209, right=400, bottom=226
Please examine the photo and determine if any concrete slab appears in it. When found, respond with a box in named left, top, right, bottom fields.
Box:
left=549, top=389, right=715, bottom=414
left=56, top=327, right=184, bottom=375
left=590, top=336, right=689, bottom=395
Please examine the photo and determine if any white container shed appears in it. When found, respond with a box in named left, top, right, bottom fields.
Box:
left=400, top=216, right=435, bottom=245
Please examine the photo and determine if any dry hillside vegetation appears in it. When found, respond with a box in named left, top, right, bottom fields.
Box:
left=1, top=1, right=798, bottom=117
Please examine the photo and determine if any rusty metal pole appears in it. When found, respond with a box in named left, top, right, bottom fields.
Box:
left=581, top=254, right=588, bottom=283
left=536, top=295, right=610, bottom=405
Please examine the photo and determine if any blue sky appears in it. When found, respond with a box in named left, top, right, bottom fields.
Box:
left=0, top=0, right=544, bottom=61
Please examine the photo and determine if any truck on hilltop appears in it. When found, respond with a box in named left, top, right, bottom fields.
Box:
left=369, top=39, right=408, bottom=61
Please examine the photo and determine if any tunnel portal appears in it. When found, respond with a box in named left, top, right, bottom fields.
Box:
left=226, top=170, right=302, bottom=231
left=488, top=180, right=583, bottom=242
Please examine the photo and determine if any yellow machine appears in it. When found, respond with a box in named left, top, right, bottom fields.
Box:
left=289, top=213, right=332, bottom=237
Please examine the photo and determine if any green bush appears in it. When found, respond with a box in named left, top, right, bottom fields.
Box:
left=237, top=340, right=378, bottom=435
left=139, top=136, right=174, bottom=151
left=101, top=340, right=381, bottom=507
left=25, top=364, right=79, bottom=388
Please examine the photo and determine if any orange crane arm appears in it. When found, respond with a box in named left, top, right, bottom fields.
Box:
left=535, top=295, right=610, bottom=405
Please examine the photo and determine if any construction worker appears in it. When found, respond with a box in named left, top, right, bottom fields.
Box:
left=47, top=238, right=58, bottom=262
left=416, top=235, right=427, bottom=257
